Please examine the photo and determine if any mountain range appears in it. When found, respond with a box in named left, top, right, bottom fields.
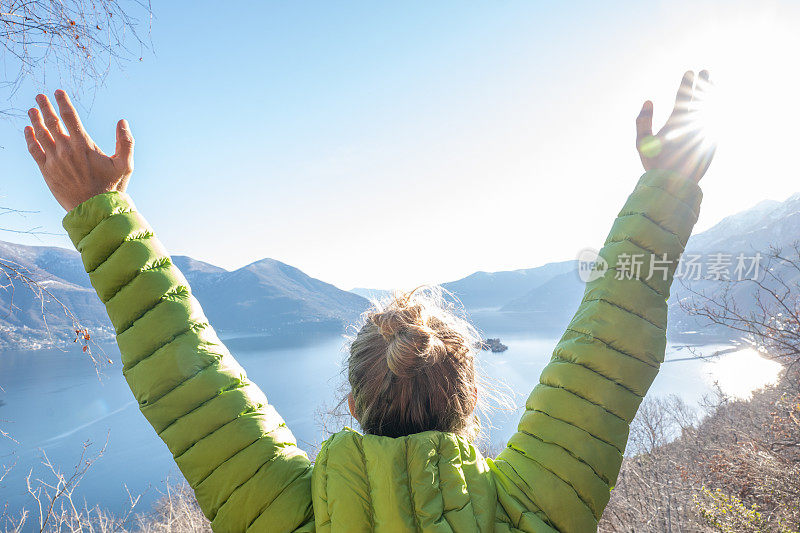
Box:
left=0, top=244, right=368, bottom=349
left=466, top=192, right=800, bottom=339
left=3, top=192, right=800, bottom=349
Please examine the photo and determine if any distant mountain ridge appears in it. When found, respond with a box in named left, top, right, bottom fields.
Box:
left=471, top=191, right=800, bottom=338
left=0, top=243, right=368, bottom=349
left=684, top=192, right=800, bottom=255
left=667, top=192, right=800, bottom=338
left=4, top=191, right=800, bottom=349
left=184, top=257, right=367, bottom=333
left=440, top=261, right=576, bottom=310
left=350, top=288, right=391, bottom=301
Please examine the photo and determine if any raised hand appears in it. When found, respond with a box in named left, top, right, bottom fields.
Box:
left=24, top=90, right=134, bottom=211
left=636, top=70, right=715, bottom=183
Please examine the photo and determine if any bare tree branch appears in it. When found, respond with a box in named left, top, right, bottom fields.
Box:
left=1, top=0, right=152, bottom=111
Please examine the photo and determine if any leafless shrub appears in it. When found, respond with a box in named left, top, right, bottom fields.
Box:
left=0, top=439, right=215, bottom=533
left=627, top=395, right=698, bottom=455
left=134, top=481, right=210, bottom=533
left=2, top=436, right=143, bottom=532
left=600, top=395, right=705, bottom=532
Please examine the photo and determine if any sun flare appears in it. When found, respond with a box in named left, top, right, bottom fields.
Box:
left=676, top=8, right=800, bottom=152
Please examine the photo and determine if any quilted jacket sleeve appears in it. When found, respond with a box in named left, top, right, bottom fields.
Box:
left=63, top=192, right=314, bottom=533
left=488, top=170, right=703, bottom=533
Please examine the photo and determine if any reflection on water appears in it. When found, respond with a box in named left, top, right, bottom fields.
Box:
left=0, top=334, right=783, bottom=515
left=701, top=348, right=783, bottom=398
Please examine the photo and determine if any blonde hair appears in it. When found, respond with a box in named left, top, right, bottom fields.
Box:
left=347, top=286, right=482, bottom=439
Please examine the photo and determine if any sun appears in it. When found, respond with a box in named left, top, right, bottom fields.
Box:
left=675, top=7, right=800, bottom=151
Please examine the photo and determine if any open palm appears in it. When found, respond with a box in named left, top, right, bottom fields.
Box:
left=24, top=90, right=134, bottom=211
left=636, top=70, right=715, bottom=183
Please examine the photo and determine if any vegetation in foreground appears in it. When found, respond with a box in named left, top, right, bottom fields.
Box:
left=600, top=370, right=799, bottom=532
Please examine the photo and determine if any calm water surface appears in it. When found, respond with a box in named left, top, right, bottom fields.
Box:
left=0, top=333, right=781, bottom=515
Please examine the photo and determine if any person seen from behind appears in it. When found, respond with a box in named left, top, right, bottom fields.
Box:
left=23, top=70, right=714, bottom=532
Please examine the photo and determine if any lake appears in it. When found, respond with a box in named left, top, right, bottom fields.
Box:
left=0, top=333, right=782, bottom=517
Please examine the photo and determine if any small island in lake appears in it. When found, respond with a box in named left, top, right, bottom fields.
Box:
left=478, top=338, right=508, bottom=353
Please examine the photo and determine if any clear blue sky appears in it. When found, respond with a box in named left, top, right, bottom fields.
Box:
left=2, top=1, right=799, bottom=289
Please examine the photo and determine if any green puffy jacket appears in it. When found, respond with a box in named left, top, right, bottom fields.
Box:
left=63, top=169, right=701, bottom=532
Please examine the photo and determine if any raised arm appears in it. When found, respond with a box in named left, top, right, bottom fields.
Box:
left=24, top=92, right=314, bottom=532
left=489, top=71, right=715, bottom=533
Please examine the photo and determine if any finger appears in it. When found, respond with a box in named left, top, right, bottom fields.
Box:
left=54, top=89, right=89, bottom=141
left=663, top=71, right=697, bottom=132
left=36, top=94, right=67, bottom=138
left=694, top=143, right=716, bottom=183
left=673, top=70, right=695, bottom=114
left=636, top=100, right=654, bottom=143
left=114, top=119, right=134, bottom=170
left=27, top=107, right=56, bottom=151
left=24, top=126, right=46, bottom=166
left=692, top=70, right=710, bottom=102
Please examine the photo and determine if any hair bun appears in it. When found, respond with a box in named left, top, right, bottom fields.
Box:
left=372, top=311, right=403, bottom=343
left=372, top=305, right=423, bottom=343
left=371, top=304, right=447, bottom=377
